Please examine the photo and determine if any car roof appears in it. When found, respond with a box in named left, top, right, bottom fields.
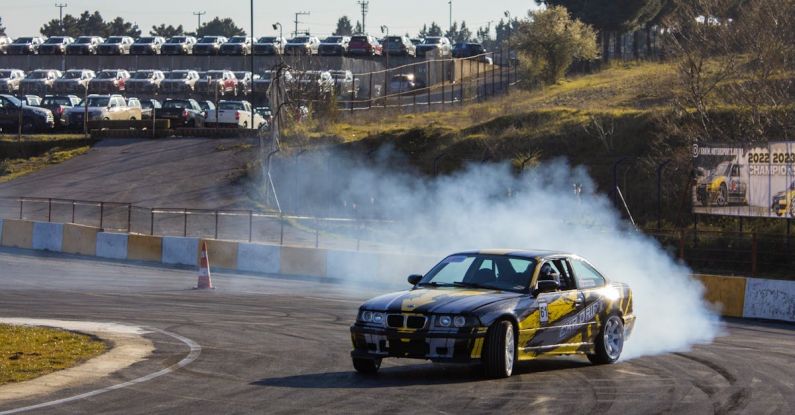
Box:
left=450, top=249, right=573, bottom=259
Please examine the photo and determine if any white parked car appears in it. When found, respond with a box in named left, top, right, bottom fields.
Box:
left=205, top=100, right=266, bottom=129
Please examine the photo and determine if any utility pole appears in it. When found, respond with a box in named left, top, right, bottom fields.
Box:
left=193, top=11, right=206, bottom=31
left=448, top=1, right=452, bottom=34
left=55, top=3, right=68, bottom=34
left=357, top=1, right=369, bottom=34
left=293, top=11, right=310, bottom=37
left=250, top=0, right=255, bottom=127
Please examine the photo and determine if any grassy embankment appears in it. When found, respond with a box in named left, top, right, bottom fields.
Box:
left=0, top=324, right=106, bottom=385
left=0, top=134, right=92, bottom=184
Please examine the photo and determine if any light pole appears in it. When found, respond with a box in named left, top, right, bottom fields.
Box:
left=381, top=25, right=389, bottom=101
left=504, top=10, right=512, bottom=83
left=250, top=0, right=255, bottom=127
left=449, top=1, right=453, bottom=34
left=272, top=22, right=283, bottom=55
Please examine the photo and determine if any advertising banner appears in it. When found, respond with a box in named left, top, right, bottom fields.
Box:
left=692, top=143, right=795, bottom=218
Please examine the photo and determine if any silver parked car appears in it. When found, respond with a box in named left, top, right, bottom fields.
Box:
left=233, top=71, right=256, bottom=96
left=284, top=36, right=320, bottom=55
left=220, top=36, right=253, bottom=55
left=63, top=94, right=138, bottom=128
left=19, top=69, right=63, bottom=95
left=160, top=70, right=200, bottom=94
left=384, top=36, right=417, bottom=57
left=89, top=69, right=131, bottom=93
left=39, top=36, right=75, bottom=55
left=319, top=36, right=350, bottom=56
left=196, top=70, right=239, bottom=96
left=66, top=36, right=104, bottom=55
left=416, top=36, right=452, bottom=58
left=97, top=36, right=135, bottom=55
left=126, top=70, right=166, bottom=94
left=0, top=36, right=11, bottom=54
left=0, top=69, right=26, bottom=93
left=193, top=36, right=227, bottom=56
left=253, top=36, right=286, bottom=55
left=130, top=36, right=166, bottom=55
left=52, top=69, right=96, bottom=94
left=161, top=36, right=197, bottom=55
left=7, top=37, right=46, bottom=55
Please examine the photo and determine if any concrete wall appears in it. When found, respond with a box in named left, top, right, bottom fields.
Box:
left=62, top=223, right=99, bottom=256
left=96, top=232, right=128, bottom=260
left=695, top=275, right=747, bottom=318
left=32, top=222, right=63, bottom=252
left=744, top=278, right=795, bottom=322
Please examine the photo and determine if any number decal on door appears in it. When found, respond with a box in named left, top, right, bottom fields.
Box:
left=539, top=302, right=549, bottom=325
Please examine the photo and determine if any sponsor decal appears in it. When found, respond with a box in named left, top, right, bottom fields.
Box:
left=558, top=299, right=601, bottom=341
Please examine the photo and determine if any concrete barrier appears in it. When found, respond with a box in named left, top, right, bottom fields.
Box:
left=237, top=243, right=280, bottom=274
left=743, top=278, right=795, bottom=322
left=61, top=223, right=99, bottom=256
left=96, top=232, right=129, bottom=260
left=127, top=234, right=162, bottom=262
left=162, top=236, right=199, bottom=266
left=280, top=246, right=327, bottom=277
left=199, top=239, right=238, bottom=270
left=695, top=275, right=747, bottom=318
left=326, top=250, right=380, bottom=282
left=32, top=222, right=64, bottom=252
left=1, top=219, right=34, bottom=249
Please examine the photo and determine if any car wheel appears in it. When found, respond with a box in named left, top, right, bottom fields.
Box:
left=588, top=314, right=624, bottom=365
left=242, top=121, right=248, bottom=129
left=352, top=357, right=381, bottom=375
left=483, top=320, right=515, bottom=378
left=716, top=183, right=728, bottom=207
left=790, top=197, right=795, bottom=218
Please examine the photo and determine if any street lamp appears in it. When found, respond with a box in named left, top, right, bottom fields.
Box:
left=272, top=22, right=283, bottom=40
left=449, top=1, right=453, bottom=34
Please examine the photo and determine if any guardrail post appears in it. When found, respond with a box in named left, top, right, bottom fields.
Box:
left=48, top=198, right=52, bottom=222
left=315, top=225, right=319, bottom=249
left=18, top=199, right=23, bottom=220
left=491, top=53, right=496, bottom=97
left=99, top=202, right=104, bottom=229
left=71, top=201, right=75, bottom=223
left=368, top=73, right=373, bottom=110
left=441, top=59, right=446, bottom=108
left=751, top=233, right=758, bottom=276
left=279, top=213, right=284, bottom=245
left=460, top=59, right=464, bottom=105
left=150, top=208, right=155, bottom=235
left=476, top=58, right=480, bottom=101
left=427, top=60, right=431, bottom=110
left=183, top=209, right=187, bottom=237
left=214, top=210, right=219, bottom=240
left=248, top=210, right=253, bottom=242
left=127, top=203, right=132, bottom=232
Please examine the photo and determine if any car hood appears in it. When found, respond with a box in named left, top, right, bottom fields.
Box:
left=23, top=106, right=52, bottom=116
left=361, top=288, right=523, bottom=314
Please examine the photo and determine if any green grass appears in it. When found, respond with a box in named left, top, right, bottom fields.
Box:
left=0, top=324, right=106, bottom=385
left=0, top=146, right=90, bottom=184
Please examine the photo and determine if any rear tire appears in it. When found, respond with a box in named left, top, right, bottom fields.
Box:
left=352, top=357, right=381, bottom=375
left=482, top=320, right=515, bottom=378
left=588, top=314, right=624, bottom=365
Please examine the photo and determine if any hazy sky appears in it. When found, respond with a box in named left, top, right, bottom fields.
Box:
left=3, top=1, right=539, bottom=38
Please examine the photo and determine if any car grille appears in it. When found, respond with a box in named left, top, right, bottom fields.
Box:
left=386, top=314, right=427, bottom=329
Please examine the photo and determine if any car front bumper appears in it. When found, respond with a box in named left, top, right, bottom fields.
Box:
left=350, top=324, right=486, bottom=363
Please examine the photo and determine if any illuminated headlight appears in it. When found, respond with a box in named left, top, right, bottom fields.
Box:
left=361, top=311, right=373, bottom=322
left=453, top=316, right=467, bottom=327
left=359, top=310, right=384, bottom=325
left=438, top=316, right=452, bottom=327
left=437, top=315, right=472, bottom=328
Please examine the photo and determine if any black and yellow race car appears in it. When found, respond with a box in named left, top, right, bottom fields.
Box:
left=350, top=250, right=635, bottom=378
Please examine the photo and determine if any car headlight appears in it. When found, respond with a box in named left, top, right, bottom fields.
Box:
left=361, top=311, right=373, bottom=322
left=438, top=316, right=452, bottom=327
left=436, top=315, right=472, bottom=328
left=359, top=310, right=384, bottom=325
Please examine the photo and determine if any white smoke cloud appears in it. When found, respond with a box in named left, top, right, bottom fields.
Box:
left=275, top=152, right=722, bottom=359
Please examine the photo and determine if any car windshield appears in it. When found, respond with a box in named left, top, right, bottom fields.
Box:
left=141, top=101, right=159, bottom=109
left=133, top=71, right=154, bottom=79
left=257, top=37, right=276, bottom=43
left=199, top=102, right=214, bottom=110
left=198, top=37, right=220, bottom=44
left=350, top=36, right=368, bottom=42
left=203, top=71, right=225, bottom=79
left=106, top=37, right=123, bottom=44
left=386, top=37, right=404, bottom=44
left=167, top=72, right=189, bottom=79
left=219, top=102, right=246, bottom=110
left=323, top=37, right=343, bottom=43
left=420, top=254, right=536, bottom=293
left=229, top=36, right=248, bottom=43
left=75, top=37, right=94, bottom=44
left=290, top=37, right=309, bottom=43
left=82, top=97, right=110, bottom=107
left=28, top=71, right=50, bottom=79
left=424, top=38, right=442, bottom=44
left=163, top=100, right=190, bottom=109
left=97, top=71, right=118, bottom=79
left=135, top=37, right=155, bottom=44
left=0, top=71, right=13, bottom=78
left=64, top=71, right=84, bottom=79
left=167, top=37, right=187, bottom=44
left=13, top=38, right=34, bottom=44
left=42, top=97, right=73, bottom=106
left=45, top=37, right=67, bottom=44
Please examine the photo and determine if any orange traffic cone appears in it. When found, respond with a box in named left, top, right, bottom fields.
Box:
left=196, top=242, right=214, bottom=289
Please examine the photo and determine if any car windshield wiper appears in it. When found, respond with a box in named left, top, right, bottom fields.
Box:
left=452, top=281, right=496, bottom=290
left=417, top=281, right=452, bottom=288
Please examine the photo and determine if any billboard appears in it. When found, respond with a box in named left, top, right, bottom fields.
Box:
left=692, top=143, right=795, bottom=218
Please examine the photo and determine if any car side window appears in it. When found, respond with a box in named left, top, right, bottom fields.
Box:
left=551, top=259, right=575, bottom=291
left=571, top=260, right=606, bottom=289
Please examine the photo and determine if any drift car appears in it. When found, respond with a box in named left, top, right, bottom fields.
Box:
left=772, top=181, right=795, bottom=217
left=696, top=161, right=748, bottom=207
left=350, top=250, right=635, bottom=378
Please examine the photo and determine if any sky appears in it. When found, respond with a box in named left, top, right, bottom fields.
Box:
left=2, top=1, right=540, bottom=38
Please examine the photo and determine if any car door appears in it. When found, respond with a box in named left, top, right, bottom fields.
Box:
left=569, top=258, right=608, bottom=345
left=0, top=96, right=15, bottom=127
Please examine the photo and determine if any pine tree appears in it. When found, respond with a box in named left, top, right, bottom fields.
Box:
left=334, top=16, right=354, bottom=36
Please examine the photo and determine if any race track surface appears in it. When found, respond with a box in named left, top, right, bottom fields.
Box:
left=1, top=249, right=793, bottom=414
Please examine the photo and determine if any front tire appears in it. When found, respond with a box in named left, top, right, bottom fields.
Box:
left=790, top=196, right=795, bottom=218
left=483, top=320, right=515, bottom=378
left=716, top=183, right=728, bottom=207
left=352, top=357, right=381, bottom=375
left=588, top=314, right=624, bottom=365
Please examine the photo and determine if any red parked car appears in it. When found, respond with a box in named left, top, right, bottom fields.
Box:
left=347, top=35, right=382, bottom=56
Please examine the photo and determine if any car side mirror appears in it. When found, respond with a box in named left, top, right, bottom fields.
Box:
left=533, top=280, right=560, bottom=296
left=407, top=274, right=423, bottom=286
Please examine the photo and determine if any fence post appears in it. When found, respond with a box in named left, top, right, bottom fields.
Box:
left=368, top=73, right=373, bottom=110
left=441, top=59, right=446, bottom=108
left=249, top=210, right=253, bottom=243
left=99, top=202, right=104, bottom=229
left=350, top=73, right=356, bottom=114
left=18, top=199, right=22, bottom=220
left=183, top=209, right=187, bottom=237
left=500, top=49, right=504, bottom=92
left=279, top=213, right=284, bottom=245
left=214, top=210, right=219, bottom=240
left=48, top=198, right=52, bottom=222
left=491, top=53, right=496, bottom=97
left=460, top=58, right=464, bottom=105
left=426, top=60, right=431, bottom=110
left=71, top=201, right=75, bottom=223
left=150, top=208, right=154, bottom=235
left=751, top=233, right=758, bottom=276
left=476, top=58, right=480, bottom=101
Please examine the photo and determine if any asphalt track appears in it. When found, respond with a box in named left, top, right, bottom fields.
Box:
left=1, top=249, right=794, bottom=414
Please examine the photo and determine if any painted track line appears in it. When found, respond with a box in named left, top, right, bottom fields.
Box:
left=0, top=328, right=201, bottom=415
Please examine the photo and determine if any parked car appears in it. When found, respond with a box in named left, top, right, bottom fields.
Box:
left=130, top=36, right=166, bottom=55
left=284, top=36, right=320, bottom=55
left=205, top=100, right=265, bottom=129
left=160, top=70, right=200, bottom=94
left=19, top=69, right=63, bottom=95
left=329, top=70, right=359, bottom=98
left=293, top=71, right=335, bottom=97
left=89, top=69, right=131, bottom=93
left=383, top=36, right=416, bottom=57
left=40, top=94, right=81, bottom=128
left=347, top=35, right=382, bottom=56
left=453, top=42, right=486, bottom=58
left=97, top=36, right=134, bottom=55
left=318, top=36, right=350, bottom=56
left=52, top=69, right=95, bottom=94
left=161, top=36, right=197, bottom=55
left=220, top=36, right=253, bottom=55
left=253, top=36, right=286, bottom=55
left=0, top=36, right=11, bottom=54
left=0, top=94, right=54, bottom=132
left=195, top=70, right=239, bottom=97
left=388, top=73, right=425, bottom=94
left=233, top=71, right=256, bottom=96
left=416, top=36, right=452, bottom=58
left=157, top=98, right=205, bottom=127
left=193, top=36, right=227, bottom=55
left=410, top=38, right=423, bottom=47
left=350, top=250, right=636, bottom=378
left=125, top=97, right=144, bottom=120
left=66, top=36, right=104, bottom=55
left=21, top=95, right=42, bottom=106
left=63, top=94, right=138, bottom=129
left=254, top=106, right=272, bottom=129
left=39, top=36, right=75, bottom=55
left=6, top=37, right=45, bottom=55
left=135, top=98, right=161, bottom=120
left=0, top=69, right=26, bottom=93
left=198, top=100, right=216, bottom=118
left=125, top=70, right=165, bottom=95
